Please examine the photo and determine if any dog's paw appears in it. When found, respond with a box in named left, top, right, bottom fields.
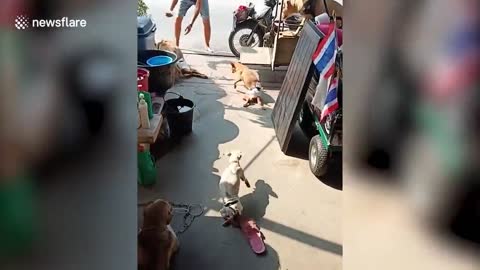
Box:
left=174, top=240, right=180, bottom=253
left=222, top=220, right=231, bottom=227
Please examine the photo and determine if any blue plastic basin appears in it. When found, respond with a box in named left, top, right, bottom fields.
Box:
left=147, top=56, right=174, bottom=67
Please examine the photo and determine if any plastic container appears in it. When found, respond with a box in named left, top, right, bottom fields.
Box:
left=137, top=91, right=153, bottom=119
left=137, top=16, right=156, bottom=50
left=138, top=93, right=150, bottom=129
left=137, top=68, right=150, bottom=91
left=164, top=92, right=195, bottom=138
left=147, top=56, right=174, bottom=67
left=138, top=145, right=157, bottom=186
left=138, top=50, right=178, bottom=96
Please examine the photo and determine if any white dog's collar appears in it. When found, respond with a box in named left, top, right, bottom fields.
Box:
left=224, top=199, right=239, bottom=208
left=248, top=87, right=262, bottom=97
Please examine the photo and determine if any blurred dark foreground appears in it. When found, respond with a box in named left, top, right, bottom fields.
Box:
left=345, top=0, right=480, bottom=269
left=1, top=0, right=136, bottom=269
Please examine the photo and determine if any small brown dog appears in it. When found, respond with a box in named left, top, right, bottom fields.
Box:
left=138, top=199, right=179, bottom=270
left=230, top=62, right=265, bottom=108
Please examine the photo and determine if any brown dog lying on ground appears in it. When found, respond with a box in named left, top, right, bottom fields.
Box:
left=138, top=199, right=179, bottom=270
left=156, top=40, right=208, bottom=80
left=230, top=62, right=265, bottom=109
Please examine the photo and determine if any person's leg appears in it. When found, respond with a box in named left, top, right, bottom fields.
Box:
left=174, top=17, right=183, bottom=46
left=199, top=0, right=212, bottom=50
left=203, top=19, right=211, bottom=48
left=176, top=0, right=193, bottom=46
left=203, top=18, right=212, bottom=48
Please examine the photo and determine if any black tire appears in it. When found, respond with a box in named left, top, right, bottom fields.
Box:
left=309, top=135, right=328, bottom=177
left=228, top=23, right=264, bottom=58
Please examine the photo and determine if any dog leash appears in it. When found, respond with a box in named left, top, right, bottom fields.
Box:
left=138, top=201, right=204, bottom=235
left=169, top=202, right=204, bottom=234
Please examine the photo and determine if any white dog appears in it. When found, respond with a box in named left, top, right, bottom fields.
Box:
left=219, top=151, right=250, bottom=225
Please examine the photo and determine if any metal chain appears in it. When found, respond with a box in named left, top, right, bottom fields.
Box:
left=137, top=201, right=204, bottom=235
left=169, top=202, right=204, bottom=235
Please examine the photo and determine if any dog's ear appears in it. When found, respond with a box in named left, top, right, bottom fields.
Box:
left=286, top=1, right=292, bottom=8
left=230, top=62, right=237, bottom=71
left=270, top=190, right=279, bottom=198
left=142, top=200, right=156, bottom=220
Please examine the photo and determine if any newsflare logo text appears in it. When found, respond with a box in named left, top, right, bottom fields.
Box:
left=15, top=15, right=87, bottom=30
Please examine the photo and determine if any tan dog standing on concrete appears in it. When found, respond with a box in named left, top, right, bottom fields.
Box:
left=138, top=199, right=179, bottom=270
left=230, top=62, right=265, bottom=108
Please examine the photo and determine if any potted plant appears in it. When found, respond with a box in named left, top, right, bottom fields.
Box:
left=138, top=0, right=148, bottom=16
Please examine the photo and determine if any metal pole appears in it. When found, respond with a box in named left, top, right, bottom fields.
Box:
left=323, top=0, right=330, bottom=17
left=272, top=0, right=285, bottom=71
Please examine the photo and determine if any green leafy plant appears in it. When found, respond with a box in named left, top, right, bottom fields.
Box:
left=138, top=0, right=149, bottom=16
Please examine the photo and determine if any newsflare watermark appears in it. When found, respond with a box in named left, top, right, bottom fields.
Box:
left=15, top=15, right=87, bottom=30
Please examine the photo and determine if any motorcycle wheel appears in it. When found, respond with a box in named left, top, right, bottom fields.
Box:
left=228, top=23, right=264, bottom=58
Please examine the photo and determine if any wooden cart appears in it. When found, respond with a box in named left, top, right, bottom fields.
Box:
left=239, top=0, right=343, bottom=70
left=239, top=0, right=302, bottom=70
left=271, top=20, right=324, bottom=153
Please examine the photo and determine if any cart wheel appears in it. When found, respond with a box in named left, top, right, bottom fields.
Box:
left=309, top=135, right=328, bottom=177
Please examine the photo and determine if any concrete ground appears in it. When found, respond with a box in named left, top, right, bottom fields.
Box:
left=139, top=54, right=342, bottom=270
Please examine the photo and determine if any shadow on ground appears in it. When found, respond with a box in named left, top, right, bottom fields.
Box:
left=240, top=180, right=342, bottom=256
left=320, top=153, right=342, bottom=190
left=171, top=216, right=282, bottom=270
left=139, top=72, right=341, bottom=269
left=139, top=76, right=285, bottom=270
left=284, top=123, right=310, bottom=160
left=207, top=59, right=232, bottom=71
left=240, top=180, right=278, bottom=221
left=224, top=104, right=274, bottom=129
left=285, top=122, right=343, bottom=191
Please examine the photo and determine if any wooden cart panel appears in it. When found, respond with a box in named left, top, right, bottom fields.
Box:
left=271, top=20, right=323, bottom=153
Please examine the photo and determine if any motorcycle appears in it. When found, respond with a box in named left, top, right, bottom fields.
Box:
left=228, top=0, right=278, bottom=57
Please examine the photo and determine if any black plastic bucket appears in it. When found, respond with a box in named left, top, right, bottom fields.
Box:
left=138, top=50, right=178, bottom=96
left=165, top=92, right=195, bottom=138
